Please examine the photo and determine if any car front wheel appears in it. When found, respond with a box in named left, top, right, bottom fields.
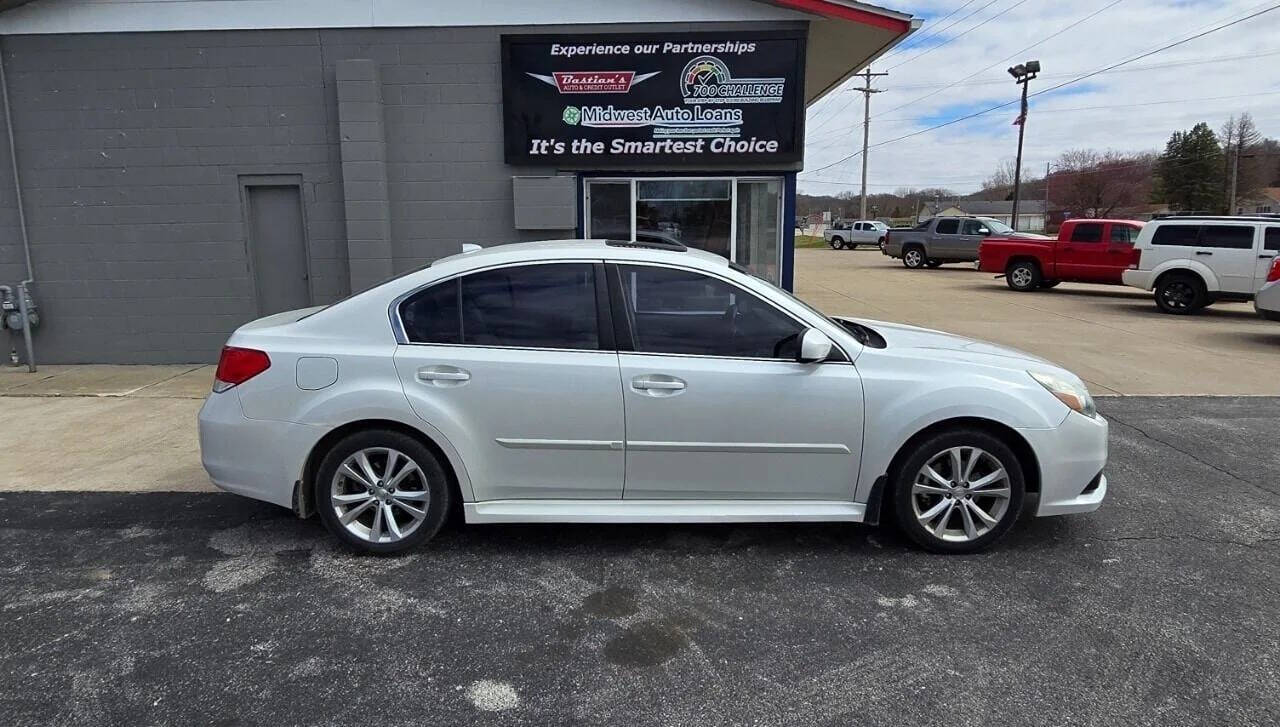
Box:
left=315, top=429, right=452, bottom=554
left=891, top=429, right=1025, bottom=554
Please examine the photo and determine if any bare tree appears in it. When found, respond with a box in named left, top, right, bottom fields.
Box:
left=1050, top=149, right=1153, bottom=218
left=1221, top=112, right=1266, bottom=208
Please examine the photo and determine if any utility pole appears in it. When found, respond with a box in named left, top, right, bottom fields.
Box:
left=855, top=67, right=887, bottom=221
left=1228, top=141, right=1241, bottom=215
left=1007, top=60, right=1040, bottom=230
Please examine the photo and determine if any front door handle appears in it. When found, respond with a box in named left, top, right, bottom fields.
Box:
left=417, top=366, right=471, bottom=385
left=1195, top=251, right=1213, bottom=256
left=1260, top=253, right=1277, bottom=259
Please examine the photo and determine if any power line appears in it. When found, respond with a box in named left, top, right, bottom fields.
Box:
left=871, top=90, right=1280, bottom=124
left=875, top=0, right=981, bottom=61
left=884, top=0, right=1032, bottom=72
left=873, top=0, right=1126, bottom=120
left=800, top=2, right=1280, bottom=178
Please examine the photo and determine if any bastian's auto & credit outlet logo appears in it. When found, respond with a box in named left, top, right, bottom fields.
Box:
left=526, top=70, right=660, bottom=94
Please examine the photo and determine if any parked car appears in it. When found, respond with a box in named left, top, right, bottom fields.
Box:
left=883, top=216, right=1050, bottom=268
left=199, top=238, right=1108, bottom=556
left=978, top=219, right=1145, bottom=291
left=825, top=220, right=888, bottom=250
left=1255, top=256, right=1280, bottom=321
left=1121, top=216, right=1280, bottom=314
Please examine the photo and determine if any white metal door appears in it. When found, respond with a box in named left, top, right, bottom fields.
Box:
left=1198, top=224, right=1260, bottom=294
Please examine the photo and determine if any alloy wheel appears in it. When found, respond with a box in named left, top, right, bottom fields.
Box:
left=1010, top=266, right=1034, bottom=289
left=1160, top=281, right=1194, bottom=310
left=330, top=447, right=430, bottom=544
left=904, top=249, right=923, bottom=268
left=911, top=446, right=1012, bottom=543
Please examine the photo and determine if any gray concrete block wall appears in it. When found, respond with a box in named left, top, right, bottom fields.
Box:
left=0, top=20, right=804, bottom=363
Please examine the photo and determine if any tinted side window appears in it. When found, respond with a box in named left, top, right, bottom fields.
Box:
left=400, top=278, right=460, bottom=344
left=400, top=264, right=600, bottom=349
left=1151, top=225, right=1200, bottom=247
left=1070, top=223, right=1104, bottom=242
left=961, top=219, right=987, bottom=235
left=1199, top=225, right=1255, bottom=249
left=619, top=265, right=804, bottom=359
left=935, top=219, right=959, bottom=235
left=1110, top=225, right=1137, bottom=244
left=1266, top=227, right=1280, bottom=251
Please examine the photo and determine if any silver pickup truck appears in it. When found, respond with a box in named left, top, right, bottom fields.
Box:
left=883, top=216, right=1045, bottom=268
left=824, top=220, right=888, bottom=250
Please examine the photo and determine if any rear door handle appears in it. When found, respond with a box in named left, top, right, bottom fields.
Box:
left=417, top=366, right=470, bottom=384
left=1195, top=251, right=1213, bottom=256
left=1261, top=253, right=1277, bottom=259
left=631, top=375, right=686, bottom=395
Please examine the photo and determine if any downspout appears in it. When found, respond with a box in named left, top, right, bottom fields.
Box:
left=0, top=36, right=36, bottom=371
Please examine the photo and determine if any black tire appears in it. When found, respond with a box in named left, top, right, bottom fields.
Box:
left=926, top=259, right=943, bottom=268
left=1005, top=260, right=1042, bottom=291
left=891, top=428, right=1026, bottom=554
left=314, top=428, right=452, bottom=554
left=1040, top=280, right=1061, bottom=289
left=829, top=236, right=845, bottom=250
left=902, top=246, right=926, bottom=269
left=1154, top=272, right=1207, bottom=315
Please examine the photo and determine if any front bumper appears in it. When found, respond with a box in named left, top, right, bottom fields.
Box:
left=1019, top=410, right=1110, bottom=517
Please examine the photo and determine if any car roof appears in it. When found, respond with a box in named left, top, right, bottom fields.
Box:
left=1065, top=218, right=1145, bottom=225
left=1150, top=215, right=1278, bottom=223
left=432, top=238, right=730, bottom=269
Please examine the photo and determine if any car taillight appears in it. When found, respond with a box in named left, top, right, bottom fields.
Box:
left=1269, top=257, right=1280, bottom=283
left=213, top=346, right=271, bottom=392
left=1129, top=250, right=1141, bottom=270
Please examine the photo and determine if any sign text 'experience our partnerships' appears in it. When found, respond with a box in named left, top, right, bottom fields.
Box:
left=501, top=32, right=806, bottom=167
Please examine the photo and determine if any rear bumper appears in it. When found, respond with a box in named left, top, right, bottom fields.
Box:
left=1020, top=410, right=1109, bottom=517
left=1255, top=284, right=1280, bottom=320
left=197, top=390, right=321, bottom=509
left=1121, top=269, right=1154, bottom=290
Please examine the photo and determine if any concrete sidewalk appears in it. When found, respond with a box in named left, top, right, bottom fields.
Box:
left=1, top=365, right=214, bottom=493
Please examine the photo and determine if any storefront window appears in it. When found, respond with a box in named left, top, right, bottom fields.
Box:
left=735, top=179, right=782, bottom=283
left=586, top=177, right=783, bottom=284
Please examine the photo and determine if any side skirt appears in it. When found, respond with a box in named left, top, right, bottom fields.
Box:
left=463, top=499, right=866, bottom=524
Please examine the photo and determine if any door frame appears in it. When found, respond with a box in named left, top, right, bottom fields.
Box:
left=238, top=173, right=314, bottom=316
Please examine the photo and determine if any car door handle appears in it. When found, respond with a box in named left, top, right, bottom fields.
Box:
left=1195, top=251, right=1213, bottom=256
left=417, top=366, right=470, bottom=384
left=1260, top=253, right=1277, bottom=259
left=632, top=376, right=685, bottom=392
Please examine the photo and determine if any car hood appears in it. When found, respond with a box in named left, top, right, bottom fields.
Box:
left=989, top=231, right=1053, bottom=241
left=835, top=316, right=1053, bottom=366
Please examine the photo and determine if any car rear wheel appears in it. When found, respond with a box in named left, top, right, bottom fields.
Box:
left=1006, top=260, right=1042, bottom=291
left=315, top=429, right=452, bottom=554
left=829, top=237, right=845, bottom=250
left=902, top=246, right=926, bottom=268
left=891, top=429, right=1026, bottom=554
left=1155, top=273, right=1206, bottom=315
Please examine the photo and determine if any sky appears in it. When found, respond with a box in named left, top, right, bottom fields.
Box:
left=797, top=0, right=1280, bottom=196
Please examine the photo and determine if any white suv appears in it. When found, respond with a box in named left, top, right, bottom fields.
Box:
left=1122, top=216, right=1280, bottom=314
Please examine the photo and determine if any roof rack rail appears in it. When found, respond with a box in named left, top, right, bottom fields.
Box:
left=604, top=238, right=688, bottom=252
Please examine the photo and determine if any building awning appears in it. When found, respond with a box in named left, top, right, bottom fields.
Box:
left=762, top=0, right=920, bottom=105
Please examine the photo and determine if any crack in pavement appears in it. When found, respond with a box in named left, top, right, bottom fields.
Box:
left=1083, top=534, right=1280, bottom=550
left=1104, top=411, right=1280, bottom=499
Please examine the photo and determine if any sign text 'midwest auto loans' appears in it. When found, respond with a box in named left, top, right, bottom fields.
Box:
left=501, top=32, right=805, bottom=167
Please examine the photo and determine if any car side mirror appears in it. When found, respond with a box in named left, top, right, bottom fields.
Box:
left=798, top=328, right=834, bottom=363
left=979, top=227, right=991, bottom=236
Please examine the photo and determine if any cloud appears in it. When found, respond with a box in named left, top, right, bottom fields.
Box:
left=799, top=0, right=1280, bottom=195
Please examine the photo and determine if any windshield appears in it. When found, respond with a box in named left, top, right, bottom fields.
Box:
left=978, top=217, right=1014, bottom=234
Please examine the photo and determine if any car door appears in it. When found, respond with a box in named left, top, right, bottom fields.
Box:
left=1105, top=224, right=1141, bottom=283
left=958, top=219, right=989, bottom=259
left=1256, top=226, right=1280, bottom=291
left=933, top=218, right=962, bottom=257
left=1196, top=224, right=1259, bottom=294
left=609, top=262, right=864, bottom=501
left=1058, top=221, right=1106, bottom=280
left=392, top=261, right=625, bottom=501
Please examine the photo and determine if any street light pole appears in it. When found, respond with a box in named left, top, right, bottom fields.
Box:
left=1007, top=60, right=1040, bottom=231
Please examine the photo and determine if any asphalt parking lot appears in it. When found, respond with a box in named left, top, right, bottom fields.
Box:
left=2, top=396, right=1277, bottom=726
left=795, top=247, right=1280, bottom=396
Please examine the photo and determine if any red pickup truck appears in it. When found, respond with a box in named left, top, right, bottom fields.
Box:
left=978, top=218, right=1145, bottom=291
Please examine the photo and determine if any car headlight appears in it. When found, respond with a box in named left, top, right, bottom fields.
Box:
left=1028, top=371, right=1096, bottom=418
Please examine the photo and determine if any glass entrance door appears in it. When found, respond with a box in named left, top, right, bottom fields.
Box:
left=584, top=176, right=784, bottom=285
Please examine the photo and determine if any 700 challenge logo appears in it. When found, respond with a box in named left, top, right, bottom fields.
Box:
left=680, top=55, right=784, bottom=104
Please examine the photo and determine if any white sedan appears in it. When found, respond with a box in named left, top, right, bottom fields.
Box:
left=198, top=239, right=1107, bottom=554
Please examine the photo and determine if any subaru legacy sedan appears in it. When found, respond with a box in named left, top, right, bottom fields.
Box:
left=199, top=239, right=1107, bottom=554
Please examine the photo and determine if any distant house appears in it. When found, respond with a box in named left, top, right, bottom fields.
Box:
left=1235, top=187, right=1280, bottom=215
left=917, top=200, right=1047, bottom=232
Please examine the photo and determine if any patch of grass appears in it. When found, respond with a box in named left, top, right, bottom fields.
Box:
left=795, top=234, right=828, bottom=249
